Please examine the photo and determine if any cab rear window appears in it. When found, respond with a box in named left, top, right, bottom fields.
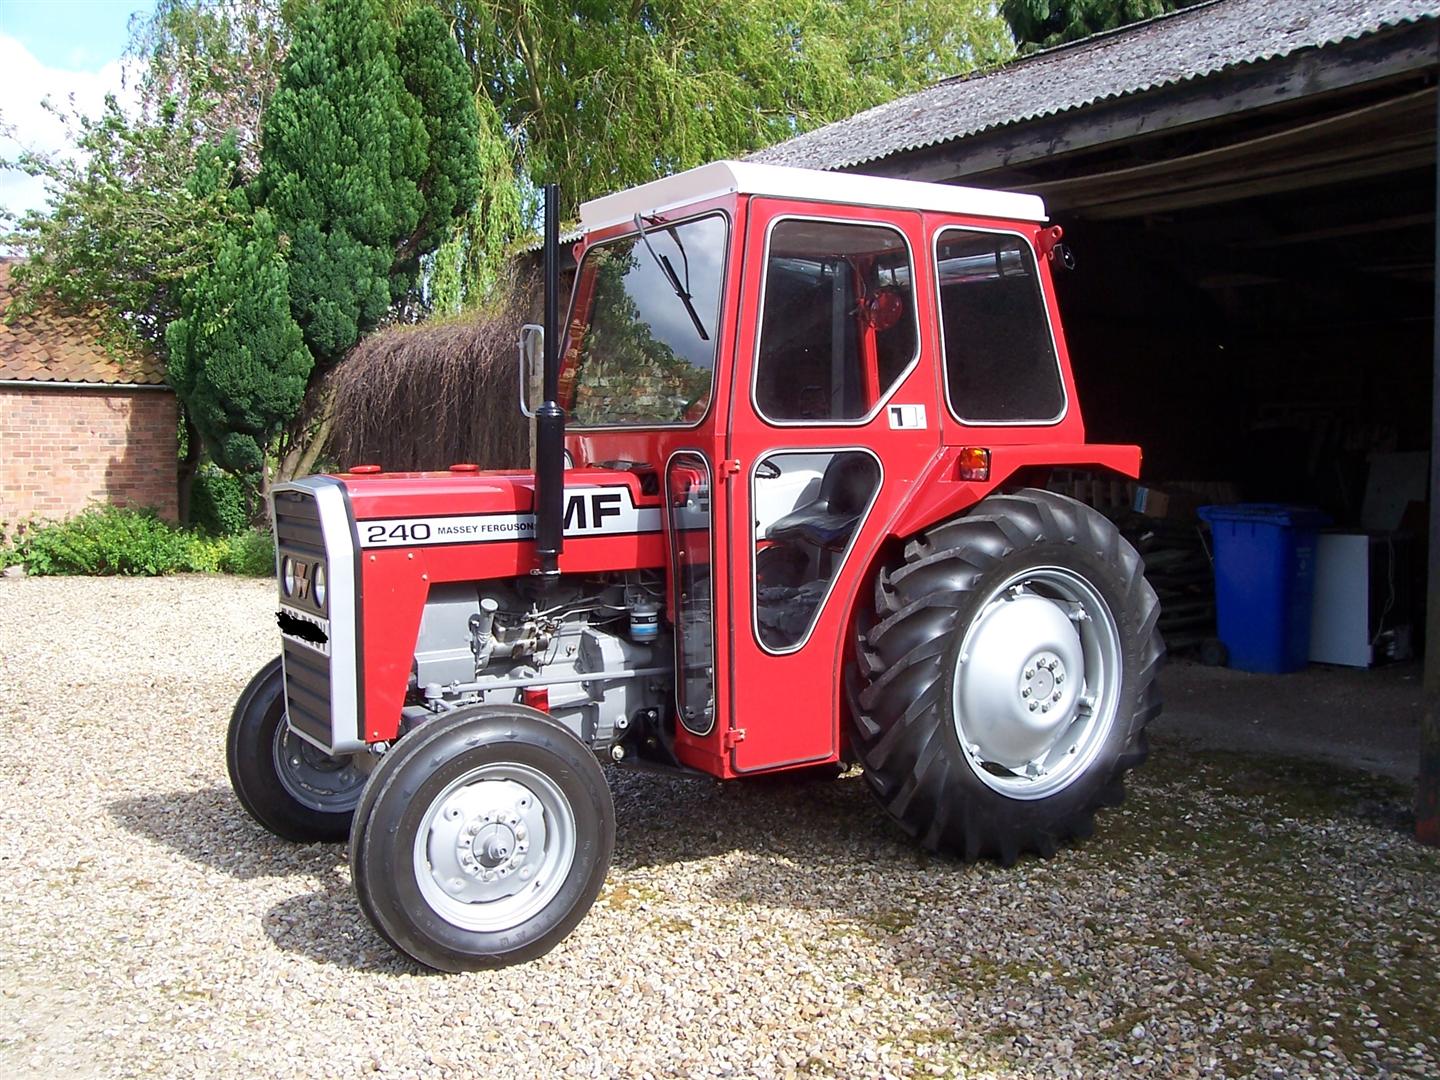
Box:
left=936, top=229, right=1065, bottom=424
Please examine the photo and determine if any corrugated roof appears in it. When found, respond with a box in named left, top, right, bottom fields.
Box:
left=0, top=260, right=166, bottom=387
left=750, top=0, right=1439, bottom=172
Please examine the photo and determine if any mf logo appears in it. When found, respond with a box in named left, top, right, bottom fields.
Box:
left=293, top=560, right=312, bottom=600
left=562, top=491, right=625, bottom=531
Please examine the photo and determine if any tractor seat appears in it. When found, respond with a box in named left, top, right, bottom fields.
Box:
left=767, top=453, right=879, bottom=552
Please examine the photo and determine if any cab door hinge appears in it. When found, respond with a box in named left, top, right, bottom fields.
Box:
left=723, top=727, right=747, bottom=749
left=720, top=458, right=742, bottom=478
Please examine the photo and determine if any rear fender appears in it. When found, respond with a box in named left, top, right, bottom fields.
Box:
left=887, top=443, right=1141, bottom=540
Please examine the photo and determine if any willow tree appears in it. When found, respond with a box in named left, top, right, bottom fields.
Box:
left=438, top=0, right=1015, bottom=219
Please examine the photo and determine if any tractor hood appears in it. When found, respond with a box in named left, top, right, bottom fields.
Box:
left=332, top=467, right=665, bottom=558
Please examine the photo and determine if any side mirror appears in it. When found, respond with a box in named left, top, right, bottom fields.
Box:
left=517, top=323, right=544, bottom=417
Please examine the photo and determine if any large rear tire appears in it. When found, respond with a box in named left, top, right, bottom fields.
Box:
left=227, top=657, right=364, bottom=842
left=847, top=489, right=1163, bottom=863
left=351, top=704, right=615, bottom=972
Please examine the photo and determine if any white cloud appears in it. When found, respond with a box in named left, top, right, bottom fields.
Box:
left=0, top=34, right=135, bottom=224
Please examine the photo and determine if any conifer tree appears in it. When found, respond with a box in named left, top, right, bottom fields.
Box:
left=394, top=4, right=483, bottom=279
left=165, top=210, right=311, bottom=475
left=254, top=0, right=427, bottom=365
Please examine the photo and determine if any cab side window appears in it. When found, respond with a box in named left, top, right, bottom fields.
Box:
left=754, top=220, right=917, bottom=423
left=936, top=229, right=1065, bottom=423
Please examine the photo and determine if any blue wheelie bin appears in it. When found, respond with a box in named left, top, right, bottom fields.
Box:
left=1197, top=504, right=1330, bottom=674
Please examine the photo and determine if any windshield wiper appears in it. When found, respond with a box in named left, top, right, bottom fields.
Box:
left=633, top=213, right=709, bottom=342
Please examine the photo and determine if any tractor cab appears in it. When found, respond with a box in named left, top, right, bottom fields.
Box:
left=549, top=162, right=1103, bottom=777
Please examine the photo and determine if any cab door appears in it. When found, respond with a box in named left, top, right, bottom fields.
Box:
left=723, top=199, right=942, bottom=772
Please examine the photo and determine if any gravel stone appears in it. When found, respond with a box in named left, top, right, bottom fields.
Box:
left=1, top=576, right=1437, bottom=1078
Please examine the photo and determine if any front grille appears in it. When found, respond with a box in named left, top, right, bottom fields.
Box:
left=275, top=488, right=325, bottom=553
left=282, top=635, right=332, bottom=748
left=274, top=489, right=327, bottom=618
left=274, top=487, right=334, bottom=749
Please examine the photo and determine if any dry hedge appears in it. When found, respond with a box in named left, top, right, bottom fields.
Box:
left=326, top=286, right=535, bottom=473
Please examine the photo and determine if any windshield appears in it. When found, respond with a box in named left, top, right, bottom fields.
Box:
left=559, top=213, right=728, bottom=427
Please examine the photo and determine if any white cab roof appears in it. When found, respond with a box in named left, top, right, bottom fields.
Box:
left=578, top=160, right=1047, bottom=231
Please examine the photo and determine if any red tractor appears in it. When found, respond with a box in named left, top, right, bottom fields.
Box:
left=228, top=162, right=1163, bottom=971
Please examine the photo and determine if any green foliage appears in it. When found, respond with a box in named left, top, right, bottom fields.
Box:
left=255, top=0, right=427, bottom=364
left=440, top=0, right=1015, bottom=219
left=1001, top=0, right=1203, bottom=51
left=424, top=92, right=524, bottom=315
left=166, top=209, right=311, bottom=476
left=190, top=464, right=253, bottom=536
left=4, top=94, right=247, bottom=354
left=129, top=0, right=294, bottom=178
left=394, top=4, right=483, bottom=277
left=1, top=505, right=275, bottom=577
left=217, top=528, right=279, bottom=575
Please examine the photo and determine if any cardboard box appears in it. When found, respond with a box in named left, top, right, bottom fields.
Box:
left=1133, top=481, right=1240, bottom=521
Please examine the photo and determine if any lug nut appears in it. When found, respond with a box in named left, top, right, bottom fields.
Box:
left=1053, top=690, right=1062, bottom=702
left=1028, top=702, right=1038, bottom=712
left=1041, top=703, right=1051, bottom=713
left=1021, top=688, right=1031, bottom=698
left=1024, top=667, right=1035, bottom=679
left=1056, top=673, right=1065, bottom=685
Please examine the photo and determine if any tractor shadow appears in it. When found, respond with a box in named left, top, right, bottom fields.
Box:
left=108, top=785, right=415, bottom=972
left=108, top=785, right=344, bottom=881
left=606, top=764, right=904, bottom=871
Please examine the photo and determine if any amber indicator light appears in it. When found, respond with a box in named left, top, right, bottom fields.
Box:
left=958, top=447, right=990, bottom=481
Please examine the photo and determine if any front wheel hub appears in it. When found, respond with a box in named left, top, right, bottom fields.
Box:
left=415, top=766, right=576, bottom=930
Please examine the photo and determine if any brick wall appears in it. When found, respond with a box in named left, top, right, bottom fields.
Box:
left=1, top=386, right=178, bottom=528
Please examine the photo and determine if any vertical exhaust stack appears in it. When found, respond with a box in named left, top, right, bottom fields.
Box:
left=533, top=183, right=565, bottom=580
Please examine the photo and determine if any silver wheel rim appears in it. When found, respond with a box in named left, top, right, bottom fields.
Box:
left=951, top=565, right=1123, bottom=800
left=273, top=720, right=364, bottom=813
left=413, top=763, right=577, bottom=933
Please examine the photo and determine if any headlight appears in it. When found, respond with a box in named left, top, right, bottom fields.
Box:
left=281, top=556, right=296, bottom=596
left=313, top=564, right=326, bottom=608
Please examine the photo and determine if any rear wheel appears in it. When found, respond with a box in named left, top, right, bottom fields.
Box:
left=847, top=489, right=1163, bottom=863
left=227, top=657, right=364, bottom=842
left=351, top=704, right=614, bottom=971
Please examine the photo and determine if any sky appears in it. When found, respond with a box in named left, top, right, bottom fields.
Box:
left=0, top=1, right=147, bottom=224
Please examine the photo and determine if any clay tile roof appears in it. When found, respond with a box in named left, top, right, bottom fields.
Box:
left=0, top=259, right=167, bottom=387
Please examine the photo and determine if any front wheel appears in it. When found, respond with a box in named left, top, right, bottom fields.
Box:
left=351, top=704, right=615, bottom=972
left=847, top=489, right=1163, bottom=863
left=227, top=657, right=365, bottom=842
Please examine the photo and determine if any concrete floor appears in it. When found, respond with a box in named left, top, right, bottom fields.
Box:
left=1152, top=656, right=1426, bottom=783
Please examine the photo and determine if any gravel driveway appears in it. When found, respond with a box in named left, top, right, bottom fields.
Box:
left=1, top=575, right=1437, bottom=1079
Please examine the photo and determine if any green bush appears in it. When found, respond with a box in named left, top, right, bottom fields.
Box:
left=3, top=505, right=276, bottom=577
left=190, top=466, right=252, bottom=536
left=218, top=529, right=278, bottom=576
left=12, top=505, right=192, bottom=575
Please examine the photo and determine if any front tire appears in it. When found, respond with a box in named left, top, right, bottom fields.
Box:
left=227, top=657, right=365, bottom=842
left=847, top=489, right=1163, bottom=863
left=351, top=704, right=615, bottom=972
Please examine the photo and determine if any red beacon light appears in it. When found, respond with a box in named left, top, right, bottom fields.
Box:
left=349, top=464, right=382, bottom=475
left=448, top=463, right=480, bottom=473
